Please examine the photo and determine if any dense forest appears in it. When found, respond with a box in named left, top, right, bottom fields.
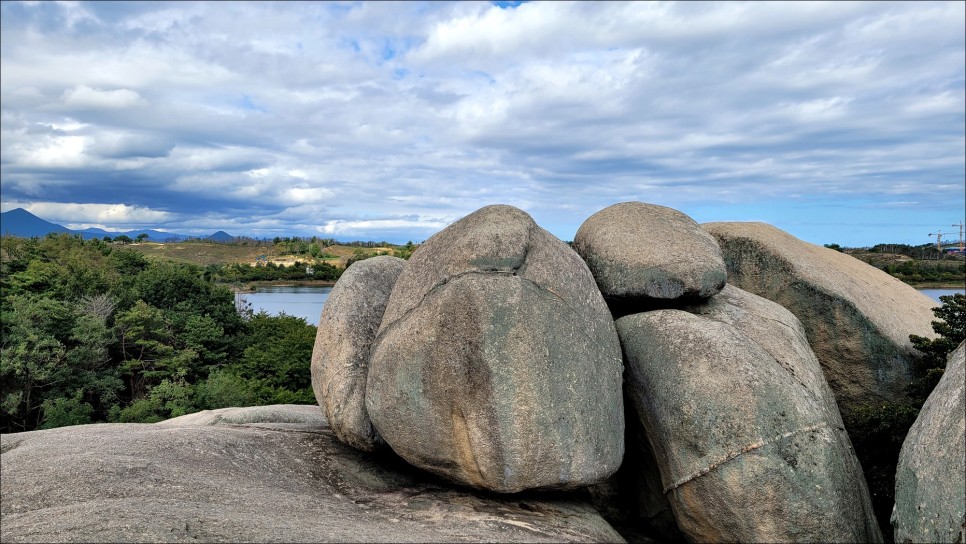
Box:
left=0, top=233, right=320, bottom=433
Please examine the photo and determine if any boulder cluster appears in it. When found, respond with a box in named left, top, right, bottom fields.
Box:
left=314, top=205, right=624, bottom=493
left=311, top=201, right=959, bottom=542
left=4, top=201, right=960, bottom=543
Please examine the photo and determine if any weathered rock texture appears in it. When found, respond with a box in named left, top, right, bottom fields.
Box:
left=616, top=292, right=883, bottom=543
left=892, top=341, right=966, bottom=544
left=680, top=285, right=845, bottom=426
left=703, top=221, right=937, bottom=414
left=0, top=405, right=625, bottom=543
left=311, top=255, right=406, bottom=451
left=574, top=202, right=726, bottom=302
left=367, top=204, right=624, bottom=493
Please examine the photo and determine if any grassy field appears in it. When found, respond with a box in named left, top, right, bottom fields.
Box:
left=126, top=241, right=398, bottom=268
left=125, top=242, right=284, bottom=266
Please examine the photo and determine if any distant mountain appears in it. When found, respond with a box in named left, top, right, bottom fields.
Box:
left=206, top=231, right=235, bottom=242
left=0, top=208, right=187, bottom=242
left=77, top=227, right=188, bottom=243
left=1, top=208, right=73, bottom=237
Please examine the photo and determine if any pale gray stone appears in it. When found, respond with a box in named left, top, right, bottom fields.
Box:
left=892, top=341, right=966, bottom=544
left=310, top=255, right=406, bottom=451
left=0, top=405, right=625, bottom=543
left=367, top=205, right=624, bottom=493
left=616, top=303, right=882, bottom=543
left=703, top=221, right=937, bottom=416
left=574, top=202, right=726, bottom=302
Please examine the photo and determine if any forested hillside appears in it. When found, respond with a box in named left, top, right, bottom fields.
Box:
left=0, top=233, right=318, bottom=433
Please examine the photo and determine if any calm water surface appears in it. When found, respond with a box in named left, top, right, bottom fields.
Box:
left=237, top=286, right=964, bottom=327
left=235, top=286, right=331, bottom=326
left=919, top=288, right=964, bottom=303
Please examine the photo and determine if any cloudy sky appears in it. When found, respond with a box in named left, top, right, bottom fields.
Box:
left=1, top=1, right=963, bottom=246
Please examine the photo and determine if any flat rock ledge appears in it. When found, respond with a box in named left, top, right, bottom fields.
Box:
left=0, top=405, right=624, bottom=543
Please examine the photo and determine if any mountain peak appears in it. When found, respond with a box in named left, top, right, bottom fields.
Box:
left=207, top=231, right=235, bottom=242
left=0, top=208, right=188, bottom=242
left=1, top=208, right=72, bottom=237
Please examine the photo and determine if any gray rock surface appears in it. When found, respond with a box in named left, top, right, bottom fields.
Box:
left=892, top=341, right=966, bottom=544
left=573, top=202, right=726, bottom=302
left=367, top=204, right=624, bottom=493
left=594, top=285, right=859, bottom=541
left=680, top=284, right=845, bottom=426
left=0, top=405, right=625, bottom=543
left=703, top=221, right=937, bottom=414
left=616, top=304, right=882, bottom=543
left=311, top=255, right=406, bottom=451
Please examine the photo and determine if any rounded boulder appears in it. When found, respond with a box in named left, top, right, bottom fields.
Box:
left=573, top=202, right=726, bottom=302
left=703, top=221, right=937, bottom=415
left=311, top=255, right=406, bottom=451
left=366, top=205, right=624, bottom=493
left=617, top=301, right=882, bottom=543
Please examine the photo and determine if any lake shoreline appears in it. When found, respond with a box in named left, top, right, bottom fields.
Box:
left=904, top=281, right=965, bottom=289
left=223, top=280, right=338, bottom=293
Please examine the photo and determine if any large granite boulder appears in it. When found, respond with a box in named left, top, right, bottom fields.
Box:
left=367, top=205, right=624, bottom=493
left=311, top=255, right=406, bottom=451
left=0, top=405, right=625, bottom=543
left=680, top=285, right=845, bottom=425
left=573, top=202, right=726, bottom=304
left=892, top=341, right=966, bottom=543
left=703, top=221, right=937, bottom=414
left=616, top=291, right=882, bottom=542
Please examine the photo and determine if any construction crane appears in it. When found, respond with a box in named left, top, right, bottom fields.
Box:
left=953, top=221, right=965, bottom=253
left=928, top=230, right=943, bottom=252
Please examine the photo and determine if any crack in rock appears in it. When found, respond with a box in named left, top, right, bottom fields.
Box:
left=663, top=422, right=828, bottom=494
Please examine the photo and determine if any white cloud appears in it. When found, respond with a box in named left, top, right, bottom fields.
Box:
left=11, top=134, right=90, bottom=168
left=60, top=85, right=148, bottom=109
left=0, top=0, right=962, bottom=246
left=318, top=217, right=454, bottom=236
left=280, top=186, right=335, bottom=204
left=10, top=201, right=171, bottom=226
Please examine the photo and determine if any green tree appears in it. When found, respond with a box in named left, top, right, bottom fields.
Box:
left=1, top=294, right=73, bottom=430
left=194, top=369, right=260, bottom=409
left=114, top=300, right=191, bottom=399
left=233, top=312, right=316, bottom=404
left=0, top=232, right=322, bottom=431
left=40, top=390, right=94, bottom=429
left=907, top=293, right=966, bottom=403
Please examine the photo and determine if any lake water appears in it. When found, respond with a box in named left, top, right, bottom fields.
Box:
left=919, top=288, right=964, bottom=303
left=235, top=286, right=331, bottom=326
left=237, top=285, right=964, bottom=327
